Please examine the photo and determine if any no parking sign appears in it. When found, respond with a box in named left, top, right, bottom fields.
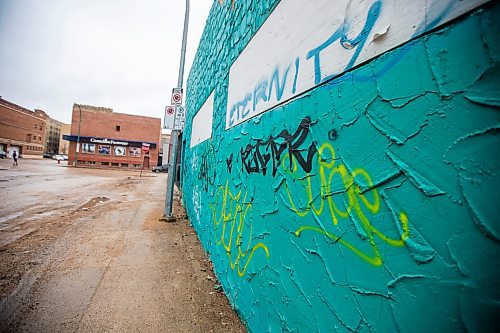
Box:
left=171, top=88, right=182, bottom=106
left=164, top=106, right=175, bottom=130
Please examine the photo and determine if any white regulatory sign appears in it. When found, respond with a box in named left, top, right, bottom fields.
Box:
left=173, top=106, right=186, bottom=130
left=171, top=88, right=183, bottom=106
left=164, top=105, right=175, bottom=130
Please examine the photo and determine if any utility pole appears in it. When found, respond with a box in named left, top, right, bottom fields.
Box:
left=74, top=104, right=82, bottom=167
left=164, top=0, right=190, bottom=221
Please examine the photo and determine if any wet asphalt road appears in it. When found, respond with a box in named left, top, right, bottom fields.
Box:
left=0, top=159, right=245, bottom=332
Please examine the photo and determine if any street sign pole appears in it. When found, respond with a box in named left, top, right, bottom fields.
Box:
left=164, top=0, right=189, bottom=221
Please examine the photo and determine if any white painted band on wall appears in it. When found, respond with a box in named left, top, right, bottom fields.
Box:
left=191, top=90, right=215, bottom=148
left=225, top=0, right=488, bottom=129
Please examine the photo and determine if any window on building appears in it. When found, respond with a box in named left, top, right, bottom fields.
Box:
left=101, top=162, right=109, bottom=166
left=98, top=145, right=111, bottom=155
left=121, top=163, right=129, bottom=168
left=26, top=134, right=31, bottom=142
left=113, top=146, right=126, bottom=156
left=111, top=162, right=119, bottom=167
left=129, top=147, right=141, bottom=157
left=82, top=143, right=95, bottom=154
left=88, top=161, right=96, bottom=165
left=133, top=164, right=141, bottom=168
left=77, top=160, right=85, bottom=165
left=116, top=125, right=120, bottom=132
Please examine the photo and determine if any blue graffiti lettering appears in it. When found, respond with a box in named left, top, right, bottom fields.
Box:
left=229, top=93, right=252, bottom=126
left=241, top=93, right=252, bottom=119
left=268, top=64, right=291, bottom=102
left=306, top=0, right=382, bottom=85
left=292, top=57, right=300, bottom=94
left=230, top=64, right=294, bottom=125
left=253, top=81, right=268, bottom=111
left=228, top=0, right=386, bottom=127
left=229, top=105, right=236, bottom=127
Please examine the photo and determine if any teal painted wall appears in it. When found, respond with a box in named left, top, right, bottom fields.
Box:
left=183, top=1, right=500, bottom=332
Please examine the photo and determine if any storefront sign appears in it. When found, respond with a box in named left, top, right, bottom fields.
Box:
left=90, top=138, right=129, bottom=146
left=63, top=135, right=157, bottom=149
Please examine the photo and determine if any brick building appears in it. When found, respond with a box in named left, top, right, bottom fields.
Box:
left=43, top=115, right=63, bottom=155
left=159, top=133, right=171, bottom=165
left=64, top=104, right=161, bottom=169
left=0, top=97, right=48, bottom=159
left=59, top=123, right=71, bottom=155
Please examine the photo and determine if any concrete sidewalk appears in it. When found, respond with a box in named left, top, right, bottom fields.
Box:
left=0, top=163, right=245, bottom=332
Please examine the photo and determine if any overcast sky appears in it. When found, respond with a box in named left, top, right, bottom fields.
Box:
left=0, top=0, right=214, bottom=124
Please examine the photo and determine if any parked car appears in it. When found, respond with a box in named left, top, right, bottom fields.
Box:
left=61, top=154, right=68, bottom=160
left=152, top=164, right=168, bottom=173
left=0, top=151, right=6, bottom=159
left=52, top=154, right=64, bottom=161
left=43, top=152, right=53, bottom=158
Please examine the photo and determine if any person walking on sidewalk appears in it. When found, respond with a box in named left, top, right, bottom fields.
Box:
left=12, top=151, right=18, bottom=166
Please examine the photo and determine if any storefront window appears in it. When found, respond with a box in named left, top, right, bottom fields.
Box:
left=98, top=145, right=111, bottom=155
left=113, top=146, right=126, bottom=156
left=129, top=147, right=141, bottom=157
left=82, top=143, right=95, bottom=154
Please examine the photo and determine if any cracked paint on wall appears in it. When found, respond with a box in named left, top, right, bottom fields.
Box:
left=182, top=1, right=500, bottom=332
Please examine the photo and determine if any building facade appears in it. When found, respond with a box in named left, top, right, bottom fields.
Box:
left=159, top=133, right=171, bottom=165
left=180, top=0, right=499, bottom=332
left=43, top=115, right=63, bottom=155
left=0, top=97, right=47, bottom=159
left=64, top=104, right=161, bottom=169
left=59, top=123, right=71, bottom=155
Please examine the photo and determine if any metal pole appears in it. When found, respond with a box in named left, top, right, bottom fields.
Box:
left=177, top=0, right=190, bottom=90
left=164, top=0, right=189, bottom=220
left=74, top=104, right=82, bottom=166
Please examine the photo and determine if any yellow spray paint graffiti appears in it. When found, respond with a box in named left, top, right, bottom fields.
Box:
left=210, top=180, right=270, bottom=277
left=283, top=142, right=410, bottom=266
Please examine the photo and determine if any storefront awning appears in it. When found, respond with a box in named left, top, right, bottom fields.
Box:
left=63, top=135, right=157, bottom=149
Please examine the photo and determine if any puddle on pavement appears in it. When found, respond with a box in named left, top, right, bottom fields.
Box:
left=23, top=211, right=57, bottom=221
left=0, top=212, right=23, bottom=224
left=79, top=196, right=110, bottom=210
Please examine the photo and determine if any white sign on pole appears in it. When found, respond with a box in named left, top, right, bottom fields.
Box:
left=173, top=106, right=186, bottom=130
left=164, top=106, right=175, bottom=130
left=172, top=88, right=183, bottom=106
